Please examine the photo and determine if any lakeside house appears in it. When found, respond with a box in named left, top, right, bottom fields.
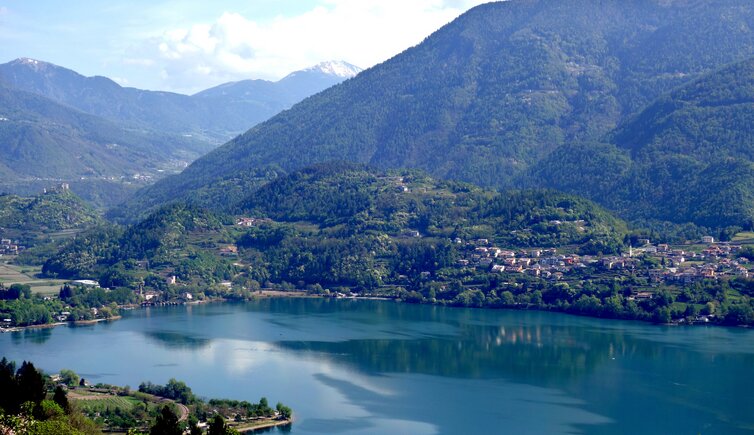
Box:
left=236, top=217, right=272, bottom=227
left=0, top=238, right=24, bottom=255
left=219, top=245, right=238, bottom=256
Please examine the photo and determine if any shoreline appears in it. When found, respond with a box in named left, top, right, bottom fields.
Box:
left=0, top=290, right=326, bottom=333
left=1, top=291, right=744, bottom=333
left=1, top=315, right=123, bottom=333
left=73, top=315, right=122, bottom=325
left=235, top=418, right=293, bottom=433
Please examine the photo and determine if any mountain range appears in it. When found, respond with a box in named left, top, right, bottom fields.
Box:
left=0, top=58, right=360, bottom=207
left=0, top=58, right=361, bottom=143
left=116, top=0, right=754, bottom=228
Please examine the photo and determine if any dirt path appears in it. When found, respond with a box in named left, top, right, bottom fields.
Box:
left=175, top=402, right=189, bottom=422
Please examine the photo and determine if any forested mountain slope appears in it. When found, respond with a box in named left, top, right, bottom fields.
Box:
left=47, top=163, right=626, bottom=286
left=0, top=189, right=100, bottom=232
left=0, top=59, right=358, bottom=208
left=527, top=57, right=754, bottom=227
left=120, top=0, right=754, bottom=222
left=0, top=84, right=202, bottom=179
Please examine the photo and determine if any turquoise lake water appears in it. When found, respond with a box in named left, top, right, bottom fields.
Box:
left=1, top=298, right=753, bottom=434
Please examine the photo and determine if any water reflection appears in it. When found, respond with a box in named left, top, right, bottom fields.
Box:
left=277, top=323, right=620, bottom=383
left=305, top=372, right=609, bottom=435
left=143, top=330, right=211, bottom=350
left=10, top=327, right=53, bottom=345
left=263, top=301, right=754, bottom=434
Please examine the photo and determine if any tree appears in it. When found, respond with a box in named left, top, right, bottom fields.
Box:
left=723, top=303, right=754, bottom=325
left=208, top=415, right=228, bottom=435
left=655, top=288, right=675, bottom=307
left=258, top=397, right=270, bottom=414
left=187, top=415, right=202, bottom=435
left=276, top=402, right=292, bottom=420
left=16, top=361, right=46, bottom=408
left=701, top=301, right=716, bottom=315
left=59, top=369, right=80, bottom=387
left=501, top=291, right=515, bottom=306
left=53, top=386, right=70, bottom=412
left=33, top=400, right=64, bottom=421
left=653, top=306, right=671, bottom=323
left=59, top=284, right=75, bottom=300
left=150, top=405, right=181, bottom=435
left=0, top=357, right=17, bottom=413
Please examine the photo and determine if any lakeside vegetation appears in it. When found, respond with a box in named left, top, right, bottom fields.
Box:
left=0, top=164, right=749, bottom=329
left=0, top=358, right=292, bottom=434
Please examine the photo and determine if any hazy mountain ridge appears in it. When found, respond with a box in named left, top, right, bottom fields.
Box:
left=0, top=83, right=204, bottom=178
left=0, top=58, right=359, bottom=208
left=117, top=0, right=754, bottom=226
left=0, top=58, right=361, bottom=144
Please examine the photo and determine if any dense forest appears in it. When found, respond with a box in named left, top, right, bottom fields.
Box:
left=527, top=57, right=754, bottom=227
left=115, top=0, right=754, bottom=228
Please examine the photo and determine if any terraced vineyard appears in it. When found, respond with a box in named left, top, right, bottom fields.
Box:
left=69, top=389, right=169, bottom=432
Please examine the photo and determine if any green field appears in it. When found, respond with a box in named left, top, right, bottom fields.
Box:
left=74, top=395, right=142, bottom=412
left=733, top=232, right=754, bottom=244
left=0, top=262, right=67, bottom=294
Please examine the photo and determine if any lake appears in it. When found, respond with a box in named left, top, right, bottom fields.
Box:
left=1, top=298, right=753, bottom=434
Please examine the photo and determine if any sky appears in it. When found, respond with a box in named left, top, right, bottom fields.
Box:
left=0, top=0, right=489, bottom=94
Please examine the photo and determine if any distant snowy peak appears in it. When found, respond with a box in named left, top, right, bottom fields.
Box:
left=10, top=57, right=56, bottom=71
left=16, top=57, right=41, bottom=65
left=284, top=61, right=362, bottom=80
left=306, top=61, right=363, bottom=78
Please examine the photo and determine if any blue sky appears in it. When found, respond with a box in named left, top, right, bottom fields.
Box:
left=0, top=0, right=487, bottom=94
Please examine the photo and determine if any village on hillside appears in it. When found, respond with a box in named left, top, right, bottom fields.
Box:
left=456, top=235, right=748, bottom=284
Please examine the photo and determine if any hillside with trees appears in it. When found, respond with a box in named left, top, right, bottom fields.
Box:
left=526, top=57, right=754, bottom=227
left=34, top=163, right=754, bottom=326
left=43, top=163, right=626, bottom=295
left=0, top=189, right=100, bottom=232
left=117, top=0, right=754, bottom=225
left=0, top=59, right=358, bottom=208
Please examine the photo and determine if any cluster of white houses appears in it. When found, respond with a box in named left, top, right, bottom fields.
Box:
left=459, top=239, right=584, bottom=280
left=0, top=238, right=23, bottom=256
left=640, top=241, right=750, bottom=283
left=460, top=237, right=751, bottom=285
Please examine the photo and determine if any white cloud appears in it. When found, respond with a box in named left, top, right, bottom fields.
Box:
left=130, top=0, right=488, bottom=93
